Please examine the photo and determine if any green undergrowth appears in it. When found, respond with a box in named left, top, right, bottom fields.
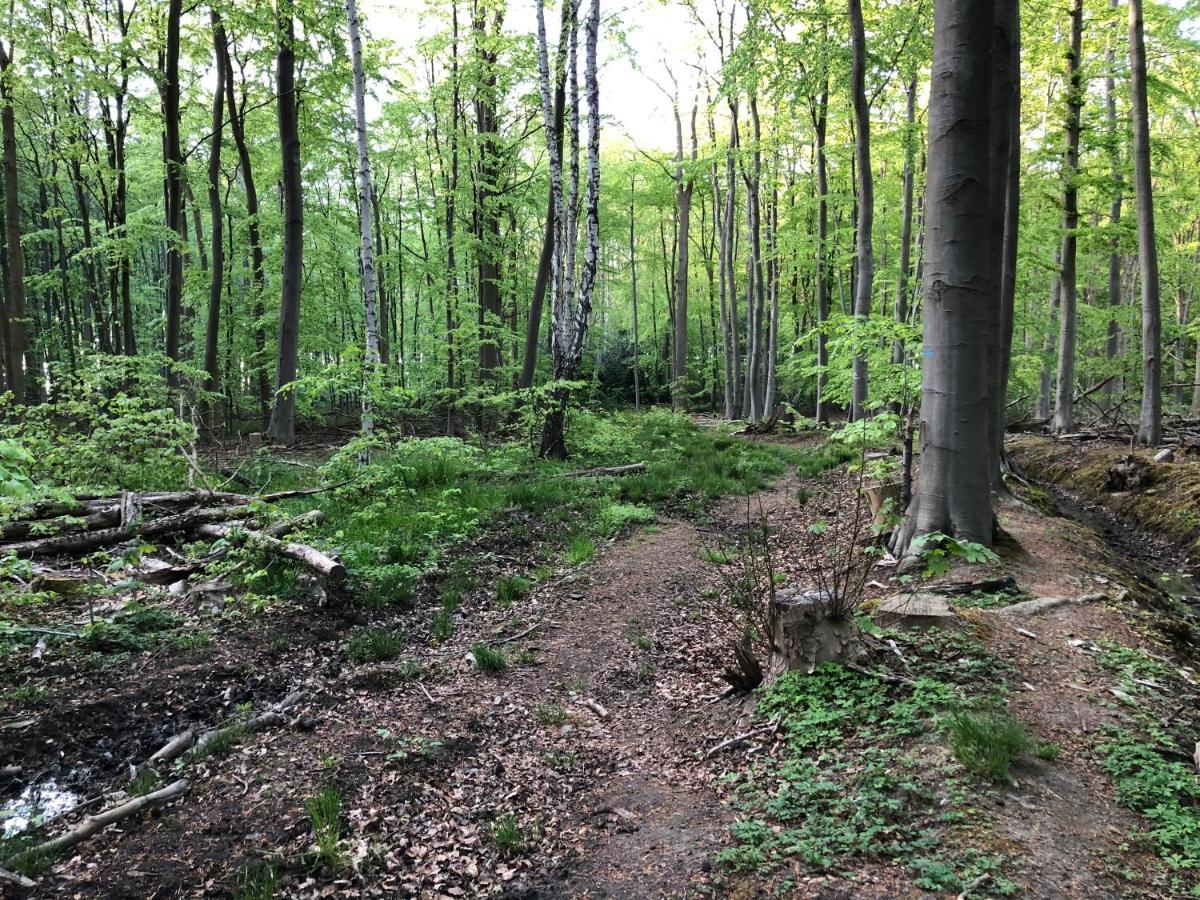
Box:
left=717, top=629, right=1023, bottom=894
left=1087, top=638, right=1200, bottom=892
left=306, top=410, right=849, bottom=609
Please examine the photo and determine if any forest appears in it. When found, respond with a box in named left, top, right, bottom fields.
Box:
left=1, top=0, right=1200, bottom=896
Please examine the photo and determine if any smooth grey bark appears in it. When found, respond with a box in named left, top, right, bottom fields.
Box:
left=893, top=76, right=917, bottom=367
left=848, top=0, right=874, bottom=421
left=724, top=101, right=742, bottom=417
left=812, top=84, right=831, bottom=424
left=708, top=104, right=734, bottom=419
left=629, top=173, right=641, bottom=411
left=764, top=182, right=779, bottom=417
left=267, top=2, right=304, bottom=445
left=473, top=1, right=504, bottom=378
left=1129, top=0, right=1162, bottom=445
left=896, top=0, right=999, bottom=556
left=989, top=0, right=1020, bottom=485
left=1052, top=0, right=1083, bottom=434
left=1104, top=0, right=1123, bottom=396
left=203, top=9, right=227, bottom=434
left=671, top=89, right=696, bottom=410
left=347, top=0, right=380, bottom=438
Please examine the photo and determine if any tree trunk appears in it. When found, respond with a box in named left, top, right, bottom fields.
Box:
left=813, top=84, right=831, bottom=424
left=630, top=174, right=641, bottom=411
left=201, top=13, right=227, bottom=436
left=474, top=3, right=504, bottom=379
left=893, top=76, right=917, bottom=367
left=268, top=2, right=304, bottom=446
left=1129, top=0, right=1161, bottom=445
left=162, top=0, right=185, bottom=379
left=848, top=0, right=874, bottom=421
left=222, top=34, right=270, bottom=425
left=0, top=40, right=28, bottom=401
left=347, top=0, right=381, bottom=439
left=895, top=0, right=1000, bottom=557
left=671, top=91, right=696, bottom=410
left=1053, top=0, right=1083, bottom=434
left=1104, top=0, right=1123, bottom=400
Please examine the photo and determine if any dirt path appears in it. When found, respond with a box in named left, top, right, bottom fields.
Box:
left=11, top=443, right=1196, bottom=898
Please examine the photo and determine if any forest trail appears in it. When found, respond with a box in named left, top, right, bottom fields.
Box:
left=7, top=436, right=1195, bottom=898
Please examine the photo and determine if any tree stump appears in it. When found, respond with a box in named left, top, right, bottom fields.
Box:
left=767, top=589, right=864, bottom=678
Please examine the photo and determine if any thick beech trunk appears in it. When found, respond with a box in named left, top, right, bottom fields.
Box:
left=896, top=0, right=1003, bottom=556
left=848, top=0, right=874, bottom=420
left=0, top=40, right=27, bottom=400
left=203, top=10, right=228, bottom=434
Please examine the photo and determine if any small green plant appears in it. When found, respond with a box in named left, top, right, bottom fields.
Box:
left=537, top=703, right=568, bottom=725
left=189, top=723, right=248, bottom=761
left=702, top=546, right=735, bottom=565
left=127, top=769, right=162, bottom=796
left=234, top=859, right=279, bottom=900
left=3, top=683, right=48, bottom=704
left=347, top=627, right=406, bottom=663
left=490, top=814, right=528, bottom=856
left=565, top=533, right=595, bottom=566
left=495, top=575, right=533, bottom=607
left=471, top=643, right=508, bottom=673
left=943, top=709, right=1029, bottom=781
left=597, top=503, right=656, bottom=535
left=306, top=784, right=345, bottom=868
left=910, top=532, right=1001, bottom=578
left=1033, top=740, right=1061, bottom=761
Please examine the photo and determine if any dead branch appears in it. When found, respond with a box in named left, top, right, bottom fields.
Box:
left=0, top=865, right=36, bottom=889
left=560, top=463, right=646, bottom=478
left=189, top=692, right=304, bottom=758
left=195, top=523, right=344, bottom=583
left=487, top=622, right=541, bottom=645
left=3, top=506, right=254, bottom=558
left=3, top=779, right=190, bottom=871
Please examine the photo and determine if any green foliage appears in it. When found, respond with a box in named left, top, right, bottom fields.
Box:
left=489, top=814, right=531, bottom=856
left=536, top=704, right=568, bottom=725
left=347, top=628, right=406, bottom=662
left=495, top=575, right=532, bottom=607
left=471, top=643, right=508, bottom=673
left=306, top=784, right=345, bottom=868
left=1101, top=731, right=1200, bottom=872
left=234, top=860, right=280, bottom=900
left=0, top=358, right=196, bottom=492
left=909, top=532, right=1001, bottom=577
left=565, top=534, right=595, bottom=566
left=0, top=440, right=36, bottom=498
left=828, top=412, right=902, bottom=451
left=596, top=503, right=656, bottom=535
left=127, top=769, right=163, bottom=797
left=78, top=603, right=183, bottom=653
left=942, top=709, right=1030, bottom=782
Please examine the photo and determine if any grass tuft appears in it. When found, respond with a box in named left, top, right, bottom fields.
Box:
left=943, top=708, right=1029, bottom=781
left=306, top=784, right=345, bottom=868
left=495, top=575, right=533, bottom=607
left=347, top=628, right=406, bottom=663
left=471, top=643, right=508, bottom=673
left=565, top=534, right=595, bottom=566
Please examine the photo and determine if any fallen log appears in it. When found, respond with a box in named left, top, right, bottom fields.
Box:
left=2, top=506, right=254, bottom=558
left=0, top=865, right=36, bottom=890
left=561, top=463, right=646, bottom=478
left=195, top=523, right=344, bottom=582
left=3, top=779, right=189, bottom=872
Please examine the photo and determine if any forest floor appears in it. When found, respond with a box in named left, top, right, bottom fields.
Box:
left=2, top=427, right=1199, bottom=898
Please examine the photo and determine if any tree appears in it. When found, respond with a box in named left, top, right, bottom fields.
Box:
left=267, top=0, right=304, bottom=445
left=847, top=0, right=874, bottom=421
left=161, top=0, right=185, bottom=377
left=202, top=7, right=228, bottom=433
left=896, top=0, right=1009, bottom=556
left=1129, top=0, right=1161, bottom=445
left=0, top=33, right=27, bottom=400
left=347, top=0, right=381, bottom=438
left=1052, top=0, right=1083, bottom=434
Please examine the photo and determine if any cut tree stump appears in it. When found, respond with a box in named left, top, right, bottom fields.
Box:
left=873, top=593, right=964, bottom=630
left=767, top=589, right=864, bottom=677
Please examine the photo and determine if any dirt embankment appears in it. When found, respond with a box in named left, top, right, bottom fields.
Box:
left=1008, top=435, right=1200, bottom=567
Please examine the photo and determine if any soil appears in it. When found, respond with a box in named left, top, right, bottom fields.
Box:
left=2, top=432, right=1197, bottom=898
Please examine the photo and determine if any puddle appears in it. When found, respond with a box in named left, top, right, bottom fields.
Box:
left=0, top=779, right=81, bottom=837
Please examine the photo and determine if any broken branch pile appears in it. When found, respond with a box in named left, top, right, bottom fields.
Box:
left=0, top=487, right=343, bottom=584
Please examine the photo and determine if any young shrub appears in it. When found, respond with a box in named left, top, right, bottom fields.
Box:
left=471, top=643, right=508, bottom=673
left=347, top=628, right=406, bottom=663
left=943, top=708, right=1029, bottom=781
left=306, top=784, right=344, bottom=868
